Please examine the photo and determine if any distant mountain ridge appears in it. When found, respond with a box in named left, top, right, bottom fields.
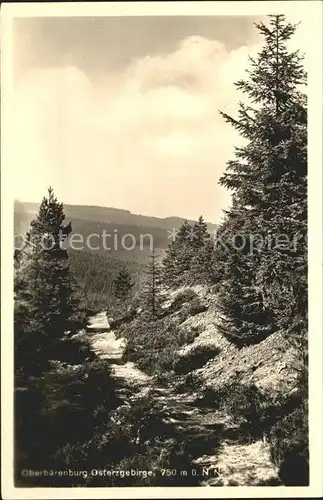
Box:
left=14, top=201, right=218, bottom=233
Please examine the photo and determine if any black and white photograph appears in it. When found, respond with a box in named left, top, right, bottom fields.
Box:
left=1, top=1, right=322, bottom=498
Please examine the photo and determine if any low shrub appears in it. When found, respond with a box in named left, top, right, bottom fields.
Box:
left=109, top=307, right=137, bottom=329
left=69, top=308, right=89, bottom=333
left=184, top=371, right=200, bottom=389
left=168, top=289, right=199, bottom=312
left=195, top=386, right=220, bottom=408
left=188, top=297, right=208, bottom=316
left=15, top=359, right=122, bottom=486
left=93, top=438, right=204, bottom=486
left=268, top=403, right=309, bottom=486
left=121, top=319, right=200, bottom=374
left=164, top=296, right=208, bottom=325
left=172, top=372, right=200, bottom=394
left=153, top=371, right=176, bottom=387
left=51, top=336, right=94, bottom=365
left=207, top=380, right=309, bottom=484
left=176, top=326, right=200, bottom=345
left=173, top=344, right=220, bottom=375
left=82, top=395, right=202, bottom=487
left=213, top=382, right=278, bottom=441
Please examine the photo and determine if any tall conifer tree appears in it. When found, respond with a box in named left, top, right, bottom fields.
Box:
left=14, top=188, right=81, bottom=375
left=190, top=216, right=217, bottom=284
left=112, top=264, right=134, bottom=301
left=216, top=15, right=307, bottom=345
left=163, top=221, right=194, bottom=287
left=141, top=248, right=163, bottom=321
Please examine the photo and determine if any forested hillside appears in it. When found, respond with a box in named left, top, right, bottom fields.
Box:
left=69, top=250, right=142, bottom=312
left=15, top=201, right=218, bottom=231
left=15, top=204, right=216, bottom=310
left=14, top=202, right=217, bottom=247
left=14, top=15, right=308, bottom=488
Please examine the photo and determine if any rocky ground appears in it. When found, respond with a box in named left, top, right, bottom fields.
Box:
left=173, top=285, right=299, bottom=396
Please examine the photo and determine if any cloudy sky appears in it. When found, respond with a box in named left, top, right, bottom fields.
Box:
left=12, top=14, right=307, bottom=222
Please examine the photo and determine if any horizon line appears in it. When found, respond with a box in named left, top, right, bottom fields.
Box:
left=14, top=199, right=219, bottom=226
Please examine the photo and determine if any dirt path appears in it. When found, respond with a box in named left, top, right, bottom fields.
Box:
left=87, top=312, right=151, bottom=384
left=84, top=312, right=279, bottom=486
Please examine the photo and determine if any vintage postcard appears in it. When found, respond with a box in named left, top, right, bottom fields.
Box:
left=1, top=1, right=322, bottom=499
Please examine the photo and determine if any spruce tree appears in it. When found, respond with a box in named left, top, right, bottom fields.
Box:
left=162, top=221, right=194, bottom=287
left=191, top=216, right=209, bottom=250
left=141, top=248, right=163, bottom=321
left=112, top=264, right=134, bottom=305
left=215, top=206, right=274, bottom=346
left=216, top=15, right=307, bottom=345
left=190, top=216, right=217, bottom=284
left=113, top=264, right=133, bottom=300
left=162, top=239, right=178, bottom=288
left=14, top=188, right=81, bottom=375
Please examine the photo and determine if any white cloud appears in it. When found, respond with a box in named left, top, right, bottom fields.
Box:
left=12, top=25, right=307, bottom=221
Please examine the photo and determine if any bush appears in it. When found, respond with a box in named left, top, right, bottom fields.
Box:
left=168, top=289, right=199, bottom=312
left=152, top=439, right=204, bottom=486
left=175, top=326, right=200, bottom=345
left=109, top=307, right=137, bottom=329
left=173, top=345, right=220, bottom=375
left=69, top=308, right=89, bottom=332
left=121, top=319, right=200, bottom=375
left=173, top=372, right=200, bottom=394
left=195, top=386, right=220, bottom=408
left=216, top=311, right=274, bottom=348
left=91, top=439, right=203, bottom=486
left=269, top=403, right=309, bottom=486
left=153, top=371, right=176, bottom=387
left=15, top=360, right=122, bottom=485
left=51, top=336, right=94, bottom=365
left=82, top=395, right=197, bottom=487
left=188, top=297, right=208, bottom=315
left=102, top=395, right=209, bottom=485
left=210, top=380, right=309, bottom=483
left=116, top=282, right=209, bottom=375
left=214, top=382, right=276, bottom=441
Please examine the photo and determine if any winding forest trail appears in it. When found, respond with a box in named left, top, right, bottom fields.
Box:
left=87, top=312, right=150, bottom=384
left=86, top=312, right=213, bottom=415
left=84, top=312, right=279, bottom=486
